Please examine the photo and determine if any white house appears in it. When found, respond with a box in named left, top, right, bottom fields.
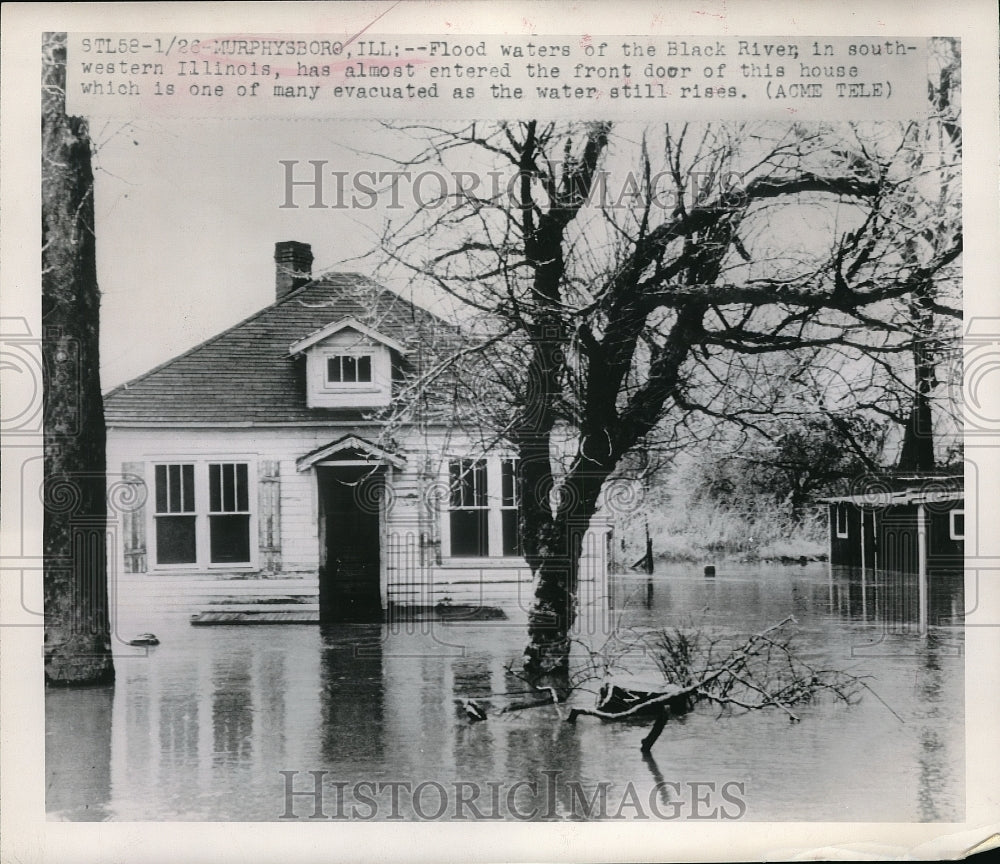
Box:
left=105, top=242, right=609, bottom=627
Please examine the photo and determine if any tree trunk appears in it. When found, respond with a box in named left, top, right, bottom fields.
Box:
left=42, top=33, right=114, bottom=685
left=897, top=347, right=936, bottom=472
left=524, top=540, right=581, bottom=680
left=523, top=471, right=605, bottom=683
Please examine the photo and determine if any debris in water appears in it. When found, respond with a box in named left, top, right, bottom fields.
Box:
left=461, top=699, right=488, bottom=722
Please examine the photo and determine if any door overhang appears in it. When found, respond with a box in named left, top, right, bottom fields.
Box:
left=297, top=434, right=406, bottom=472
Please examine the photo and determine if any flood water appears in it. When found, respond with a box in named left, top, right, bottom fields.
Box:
left=46, top=563, right=964, bottom=822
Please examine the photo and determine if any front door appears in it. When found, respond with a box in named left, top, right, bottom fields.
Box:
left=318, top=466, right=383, bottom=622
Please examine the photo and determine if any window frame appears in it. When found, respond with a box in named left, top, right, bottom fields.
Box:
left=152, top=463, right=197, bottom=566
left=442, top=456, right=523, bottom=562
left=835, top=503, right=850, bottom=539
left=499, top=457, right=521, bottom=557
left=949, top=508, right=965, bottom=541
left=207, top=461, right=253, bottom=565
left=148, top=457, right=258, bottom=571
left=322, top=350, right=376, bottom=389
left=447, top=458, right=490, bottom=558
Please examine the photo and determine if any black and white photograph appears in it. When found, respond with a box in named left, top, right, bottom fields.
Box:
left=2, top=2, right=999, bottom=861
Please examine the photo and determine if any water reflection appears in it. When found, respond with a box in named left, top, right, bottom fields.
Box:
left=46, top=685, right=113, bottom=821
left=257, top=649, right=288, bottom=767
left=506, top=722, right=584, bottom=819
left=827, top=566, right=964, bottom=632
left=46, top=563, right=964, bottom=822
left=319, top=625, right=385, bottom=764
left=213, top=654, right=253, bottom=765
left=160, top=683, right=199, bottom=768
left=915, top=637, right=961, bottom=822
left=451, top=651, right=499, bottom=777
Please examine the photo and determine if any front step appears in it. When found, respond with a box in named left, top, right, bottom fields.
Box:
left=190, top=610, right=318, bottom=625
left=189, top=602, right=509, bottom=625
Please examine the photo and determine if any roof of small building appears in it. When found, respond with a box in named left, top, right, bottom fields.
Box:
left=104, top=273, right=465, bottom=426
left=822, top=472, right=964, bottom=507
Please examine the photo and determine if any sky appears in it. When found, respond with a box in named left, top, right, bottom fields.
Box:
left=92, top=117, right=433, bottom=389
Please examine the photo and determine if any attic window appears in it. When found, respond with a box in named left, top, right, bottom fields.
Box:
left=326, top=354, right=372, bottom=385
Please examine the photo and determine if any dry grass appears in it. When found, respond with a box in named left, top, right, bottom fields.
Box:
left=618, top=498, right=826, bottom=565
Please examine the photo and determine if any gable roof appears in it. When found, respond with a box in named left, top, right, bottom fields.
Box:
left=296, top=434, right=407, bottom=471
left=104, top=273, right=463, bottom=426
left=288, top=317, right=407, bottom=356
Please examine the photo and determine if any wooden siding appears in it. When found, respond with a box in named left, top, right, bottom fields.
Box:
left=829, top=502, right=862, bottom=569
left=828, top=499, right=964, bottom=576
left=107, top=426, right=610, bottom=618
left=927, top=507, right=963, bottom=571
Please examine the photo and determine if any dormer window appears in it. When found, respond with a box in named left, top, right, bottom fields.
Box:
left=290, top=317, right=405, bottom=409
left=326, top=354, right=373, bottom=385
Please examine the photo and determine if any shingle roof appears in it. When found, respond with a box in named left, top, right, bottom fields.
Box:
left=821, top=472, right=964, bottom=506
left=104, top=274, right=463, bottom=426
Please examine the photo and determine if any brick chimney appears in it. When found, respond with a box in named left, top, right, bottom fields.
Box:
left=274, top=241, right=314, bottom=300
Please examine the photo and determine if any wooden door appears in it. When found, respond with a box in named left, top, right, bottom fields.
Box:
left=318, top=467, right=382, bottom=622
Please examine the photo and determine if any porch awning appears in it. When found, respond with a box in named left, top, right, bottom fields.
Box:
left=296, top=434, right=406, bottom=472
left=821, top=489, right=963, bottom=507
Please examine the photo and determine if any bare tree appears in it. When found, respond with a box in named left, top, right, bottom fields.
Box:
left=896, top=37, right=962, bottom=470
left=375, top=68, right=961, bottom=683
left=42, top=33, right=114, bottom=685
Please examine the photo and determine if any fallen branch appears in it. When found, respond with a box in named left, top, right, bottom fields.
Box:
left=499, top=694, right=556, bottom=714
left=497, top=662, right=565, bottom=717
left=462, top=616, right=891, bottom=754
left=566, top=685, right=695, bottom=723
left=640, top=707, right=669, bottom=753
left=567, top=616, right=878, bottom=751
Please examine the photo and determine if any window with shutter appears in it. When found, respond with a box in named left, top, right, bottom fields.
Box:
left=208, top=462, right=251, bottom=564
left=150, top=460, right=256, bottom=568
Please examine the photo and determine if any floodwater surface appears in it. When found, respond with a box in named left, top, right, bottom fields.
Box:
left=46, top=564, right=964, bottom=821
